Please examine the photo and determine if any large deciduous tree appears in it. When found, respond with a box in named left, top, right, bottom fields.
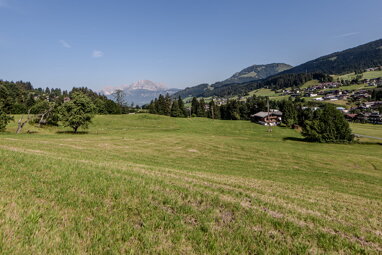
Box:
left=280, top=100, right=298, bottom=127
left=301, top=104, right=353, bottom=143
left=59, top=92, right=96, bottom=133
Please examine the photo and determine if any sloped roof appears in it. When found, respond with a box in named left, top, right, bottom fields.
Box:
left=252, top=112, right=269, bottom=118
left=251, top=111, right=282, bottom=118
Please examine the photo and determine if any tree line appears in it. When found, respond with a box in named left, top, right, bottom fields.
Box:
left=0, top=80, right=136, bottom=133
left=200, top=73, right=333, bottom=98
left=0, top=80, right=131, bottom=115
left=0, top=91, right=100, bottom=133
left=148, top=94, right=353, bottom=143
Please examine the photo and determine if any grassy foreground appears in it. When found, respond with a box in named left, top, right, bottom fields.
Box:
left=0, top=114, right=381, bottom=254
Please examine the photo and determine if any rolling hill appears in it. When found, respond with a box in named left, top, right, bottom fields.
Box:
left=215, top=63, right=292, bottom=86
left=282, top=38, right=382, bottom=75
left=174, top=38, right=382, bottom=99
left=173, top=63, right=292, bottom=98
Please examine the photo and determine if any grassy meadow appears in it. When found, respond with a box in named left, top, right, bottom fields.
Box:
left=0, top=114, right=381, bottom=254
left=334, top=70, right=382, bottom=81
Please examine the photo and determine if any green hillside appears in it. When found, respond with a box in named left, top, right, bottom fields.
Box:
left=0, top=114, right=381, bottom=254
left=216, top=63, right=293, bottom=86
left=173, top=39, right=382, bottom=99
left=283, top=38, right=382, bottom=75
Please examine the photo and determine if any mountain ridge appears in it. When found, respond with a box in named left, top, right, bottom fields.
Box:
left=281, top=38, right=382, bottom=75
left=173, top=63, right=292, bottom=99
left=217, top=63, right=292, bottom=86
left=173, top=38, right=382, bottom=99
left=100, top=80, right=180, bottom=106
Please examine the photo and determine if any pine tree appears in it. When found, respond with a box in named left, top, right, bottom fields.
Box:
left=208, top=99, right=219, bottom=119
left=154, top=98, right=159, bottom=113
left=164, top=94, right=172, bottom=116
left=148, top=100, right=156, bottom=114
left=198, top=98, right=206, bottom=117
left=157, top=94, right=165, bottom=115
left=178, top=96, right=186, bottom=117
left=170, top=100, right=181, bottom=117
left=191, top=97, right=199, bottom=116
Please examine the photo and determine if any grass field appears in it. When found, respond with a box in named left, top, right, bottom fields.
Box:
left=301, top=80, right=320, bottom=89
left=350, top=123, right=382, bottom=138
left=0, top=115, right=381, bottom=254
left=249, top=88, right=280, bottom=97
left=333, top=70, right=382, bottom=81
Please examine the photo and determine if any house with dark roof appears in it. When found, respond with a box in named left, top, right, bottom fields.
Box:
left=250, top=110, right=282, bottom=126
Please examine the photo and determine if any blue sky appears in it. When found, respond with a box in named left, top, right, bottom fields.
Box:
left=0, top=0, right=381, bottom=90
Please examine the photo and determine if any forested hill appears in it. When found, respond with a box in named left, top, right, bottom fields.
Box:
left=215, top=63, right=292, bottom=86
left=172, top=38, right=382, bottom=99
left=172, top=63, right=291, bottom=99
left=282, top=38, right=382, bottom=75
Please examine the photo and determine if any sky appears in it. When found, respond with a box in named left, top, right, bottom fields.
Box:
left=0, top=0, right=382, bottom=91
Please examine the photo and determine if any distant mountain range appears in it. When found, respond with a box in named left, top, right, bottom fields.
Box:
left=173, top=63, right=292, bottom=99
left=100, top=80, right=180, bottom=106
left=102, top=39, right=382, bottom=103
left=173, top=38, right=382, bottom=99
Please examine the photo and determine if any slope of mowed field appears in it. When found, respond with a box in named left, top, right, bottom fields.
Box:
left=334, top=70, right=382, bottom=81
left=350, top=123, right=382, bottom=138
left=0, top=114, right=381, bottom=254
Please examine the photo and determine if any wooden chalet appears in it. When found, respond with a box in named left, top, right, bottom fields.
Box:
left=250, top=110, right=282, bottom=126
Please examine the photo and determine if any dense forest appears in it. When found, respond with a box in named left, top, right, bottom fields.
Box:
left=151, top=93, right=315, bottom=121
left=200, top=73, right=333, bottom=98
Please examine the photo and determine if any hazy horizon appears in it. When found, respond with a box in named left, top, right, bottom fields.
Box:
left=1, top=0, right=382, bottom=90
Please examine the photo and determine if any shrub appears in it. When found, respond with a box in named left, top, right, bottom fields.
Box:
left=0, top=106, right=13, bottom=132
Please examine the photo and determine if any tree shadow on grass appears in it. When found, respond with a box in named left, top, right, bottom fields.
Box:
left=283, top=137, right=308, bottom=142
left=283, top=136, right=382, bottom=145
left=26, top=130, right=38, bottom=134
left=56, top=131, right=89, bottom=135
left=355, top=141, right=382, bottom=146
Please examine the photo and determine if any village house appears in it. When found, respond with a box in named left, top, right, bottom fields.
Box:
left=369, top=112, right=382, bottom=124
left=336, top=107, right=348, bottom=113
left=250, top=110, right=282, bottom=126
left=304, top=92, right=317, bottom=97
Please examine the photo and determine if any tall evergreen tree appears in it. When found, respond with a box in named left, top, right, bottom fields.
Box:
left=164, top=94, right=172, bottom=116
left=198, top=98, right=206, bottom=117
left=148, top=100, right=157, bottom=114
left=177, top=96, right=186, bottom=117
left=208, top=99, right=219, bottom=119
left=170, top=100, right=182, bottom=117
left=157, top=94, right=165, bottom=115
left=191, top=97, right=199, bottom=116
